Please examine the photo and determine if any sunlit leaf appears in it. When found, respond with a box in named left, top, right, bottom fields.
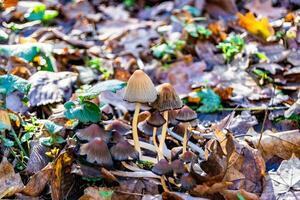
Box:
left=0, top=74, right=30, bottom=95
left=64, top=101, right=101, bottom=123
left=44, top=120, right=63, bottom=134
left=197, top=88, right=221, bottom=113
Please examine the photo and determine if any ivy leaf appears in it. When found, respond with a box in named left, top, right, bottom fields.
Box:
left=21, top=132, right=34, bottom=143
left=80, top=79, right=126, bottom=99
left=44, top=121, right=63, bottom=135
left=0, top=74, right=30, bottom=95
left=197, top=89, right=221, bottom=113
left=0, top=136, right=14, bottom=147
left=40, top=137, right=52, bottom=146
left=64, top=101, right=101, bottom=123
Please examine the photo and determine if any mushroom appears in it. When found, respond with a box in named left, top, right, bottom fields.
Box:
left=175, top=105, right=197, bottom=154
left=146, top=110, right=166, bottom=152
left=180, top=150, right=197, bottom=163
left=152, top=83, right=182, bottom=160
left=138, top=120, right=162, bottom=136
left=76, top=124, right=110, bottom=142
left=152, top=159, right=172, bottom=176
left=79, top=137, right=113, bottom=167
left=123, top=70, right=157, bottom=157
left=110, top=140, right=139, bottom=161
left=105, top=119, right=131, bottom=135
left=171, top=159, right=186, bottom=175
left=180, top=173, right=196, bottom=190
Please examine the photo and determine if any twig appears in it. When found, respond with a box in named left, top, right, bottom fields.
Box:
left=218, top=106, right=287, bottom=111
left=110, top=170, right=160, bottom=178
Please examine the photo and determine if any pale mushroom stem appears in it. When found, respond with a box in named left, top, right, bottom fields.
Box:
left=132, top=102, right=142, bottom=157
left=158, top=111, right=168, bottom=160
left=182, top=122, right=188, bottom=154
left=152, top=127, right=159, bottom=152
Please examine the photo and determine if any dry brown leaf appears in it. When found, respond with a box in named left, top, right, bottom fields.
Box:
left=0, top=109, right=12, bottom=131
left=191, top=182, right=232, bottom=196
left=246, top=129, right=300, bottom=160
left=2, top=0, right=18, bottom=9
left=22, top=164, right=52, bottom=197
left=0, top=157, right=24, bottom=198
left=79, top=187, right=114, bottom=200
left=245, top=0, right=287, bottom=19
left=205, top=0, right=237, bottom=19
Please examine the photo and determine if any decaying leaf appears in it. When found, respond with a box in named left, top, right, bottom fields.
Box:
left=0, top=109, right=12, bottom=131
left=0, top=157, right=24, bottom=198
left=246, top=130, right=300, bottom=160
left=79, top=187, right=114, bottom=200
left=269, top=155, right=300, bottom=199
left=245, top=0, right=287, bottom=19
left=237, top=12, right=274, bottom=40
left=22, top=164, right=52, bottom=197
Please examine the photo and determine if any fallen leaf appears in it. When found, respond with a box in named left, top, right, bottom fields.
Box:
left=246, top=129, right=300, bottom=160
left=237, top=12, right=274, bottom=40
left=205, top=0, right=237, bottom=19
left=22, top=164, right=52, bottom=197
left=221, top=189, right=259, bottom=200
left=0, top=157, right=24, bottom=198
left=2, top=0, right=18, bottom=9
left=79, top=186, right=114, bottom=200
left=269, top=155, right=300, bottom=199
left=245, top=0, right=287, bottom=19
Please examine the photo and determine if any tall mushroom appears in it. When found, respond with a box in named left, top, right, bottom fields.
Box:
left=176, top=105, right=197, bottom=154
left=146, top=110, right=166, bottom=152
left=123, top=70, right=157, bottom=157
left=152, top=83, right=182, bottom=160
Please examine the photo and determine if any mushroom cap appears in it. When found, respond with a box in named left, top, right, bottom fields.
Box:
left=110, top=140, right=139, bottom=161
left=172, top=123, right=187, bottom=136
left=110, top=131, right=125, bottom=144
left=123, top=70, right=157, bottom=103
left=190, top=118, right=199, bottom=128
left=138, top=111, right=151, bottom=123
left=171, top=159, right=186, bottom=174
left=176, top=105, right=197, bottom=122
left=138, top=120, right=162, bottom=136
left=105, top=120, right=131, bottom=135
left=79, top=137, right=113, bottom=167
left=147, top=111, right=166, bottom=127
left=151, top=83, right=182, bottom=112
left=180, top=173, right=196, bottom=190
left=152, top=159, right=172, bottom=175
left=180, top=151, right=197, bottom=163
left=76, top=124, right=110, bottom=143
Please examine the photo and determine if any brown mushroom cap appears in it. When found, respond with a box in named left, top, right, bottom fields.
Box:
left=176, top=105, right=197, bottom=122
left=138, top=120, right=162, bottom=136
left=138, top=111, right=151, bottom=123
left=105, top=119, right=131, bottom=135
left=147, top=111, right=166, bottom=127
left=76, top=124, right=110, bottom=142
left=171, top=159, right=186, bottom=174
left=168, top=109, right=179, bottom=126
left=172, top=123, right=187, bottom=136
left=79, top=137, right=113, bottom=167
left=152, top=159, right=172, bottom=175
left=180, top=173, right=196, bottom=190
left=190, top=118, right=199, bottom=128
left=110, top=140, right=139, bottom=161
left=151, top=83, right=182, bottom=112
left=180, top=151, right=197, bottom=163
left=123, top=70, right=157, bottom=103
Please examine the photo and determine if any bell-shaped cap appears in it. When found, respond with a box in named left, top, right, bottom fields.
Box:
left=168, top=110, right=179, bottom=126
left=171, top=159, right=186, bottom=174
left=76, top=124, right=110, bottom=143
left=79, top=137, right=113, bottom=167
left=180, top=151, right=197, bottom=163
left=138, top=120, right=162, bottom=136
left=152, top=159, right=172, bottom=175
left=151, top=83, right=182, bottom=112
left=123, top=70, right=157, bottom=103
left=176, top=105, right=197, bottom=122
left=180, top=173, right=196, bottom=190
left=105, top=119, right=131, bottom=135
left=147, top=111, right=166, bottom=127
left=110, top=140, right=139, bottom=161
left=172, top=123, right=187, bottom=136
left=190, top=118, right=199, bottom=128
left=138, top=111, right=151, bottom=123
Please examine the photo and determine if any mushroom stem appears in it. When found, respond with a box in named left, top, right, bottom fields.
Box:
left=158, top=111, right=168, bottom=160
left=152, top=127, right=159, bottom=152
left=132, top=102, right=142, bottom=157
left=182, top=123, right=188, bottom=154
left=161, top=176, right=170, bottom=192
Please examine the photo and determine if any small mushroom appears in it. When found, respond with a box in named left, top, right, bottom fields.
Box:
left=105, top=119, right=131, bottom=135
left=137, top=111, right=151, bottom=123
left=152, top=159, right=172, bottom=175
left=147, top=111, right=166, bottom=152
left=152, top=83, right=182, bottom=160
left=180, top=173, right=196, bottom=190
left=180, top=151, right=197, bottom=163
left=79, top=137, right=113, bottom=167
left=123, top=70, right=158, bottom=157
left=76, top=124, right=110, bottom=142
left=110, top=140, right=139, bottom=161
left=138, top=120, right=162, bottom=136
left=176, top=105, right=197, bottom=154
left=171, top=159, right=186, bottom=175
left=168, top=110, right=179, bottom=126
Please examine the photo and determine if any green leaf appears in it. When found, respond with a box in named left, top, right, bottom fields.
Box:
left=42, top=10, right=58, bottom=21
left=80, top=79, right=126, bottom=98
left=0, top=29, right=8, bottom=42
left=0, top=74, right=30, bottom=95
left=99, top=190, right=114, bottom=198
left=25, top=4, right=46, bottom=21
left=64, top=101, right=101, bottom=123
left=182, top=5, right=200, bottom=17
left=216, top=34, right=245, bottom=61
left=44, top=120, right=63, bottom=134
left=196, top=89, right=221, bottom=113
left=185, top=23, right=199, bottom=38
left=54, top=136, right=66, bottom=144
left=21, top=132, right=34, bottom=143
left=0, top=136, right=14, bottom=147
left=40, top=137, right=53, bottom=146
